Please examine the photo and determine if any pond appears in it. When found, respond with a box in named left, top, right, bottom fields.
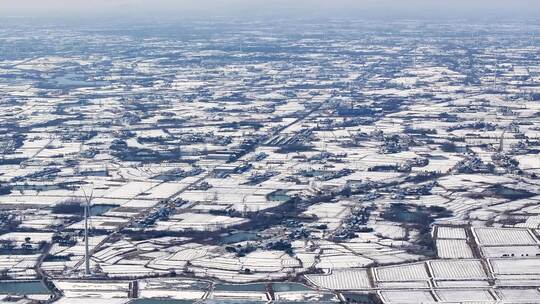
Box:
left=267, top=189, right=291, bottom=202
left=0, top=281, right=51, bottom=295
left=271, top=282, right=312, bottom=292
left=90, top=204, right=118, bottom=216
left=213, top=283, right=267, bottom=292
left=57, top=73, right=109, bottom=86
left=341, top=292, right=376, bottom=303
left=428, top=155, right=449, bottom=160
left=13, top=184, right=61, bottom=191
left=221, top=231, right=259, bottom=244
left=47, top=73, right=110, bottom=88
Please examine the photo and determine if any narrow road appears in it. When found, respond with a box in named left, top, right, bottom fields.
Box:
left=36, top=243, right=63, bottom=302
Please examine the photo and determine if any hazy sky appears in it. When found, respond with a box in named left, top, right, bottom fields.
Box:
left=1, top=0, right=539, bottom=20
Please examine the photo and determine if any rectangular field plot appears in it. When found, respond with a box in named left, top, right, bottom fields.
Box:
left=138, top=278, right=210, bottom=299
left=497, top=288, right=540, bottom=302
left=305, top=269, right=371, bottom=290
left=429, top=260, right=488, bottom=279
left=435, top=289, right=496, bottom=302
left=378, top=290, right=435, bottom=303
left=495, top=279, right=540, bottom=287
left=490, top=258, right=540, bottom=275
left=374, top=262, right=430, bottom=282
left=473, top=227, right=538, bottom=246
left=53, top=280, right=131, bottom=298
left=377, top=281, right=430, bottom=288
left=481, top=245, right=540, bottom=258
left=436, top=226, right=467, bottom=239
left=435, top=280, right=490, bottom=288
left=436, top=239, right=474, bottom=259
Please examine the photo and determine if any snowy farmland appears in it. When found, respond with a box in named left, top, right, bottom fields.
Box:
left=1, top=17, right=540, bottom=304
